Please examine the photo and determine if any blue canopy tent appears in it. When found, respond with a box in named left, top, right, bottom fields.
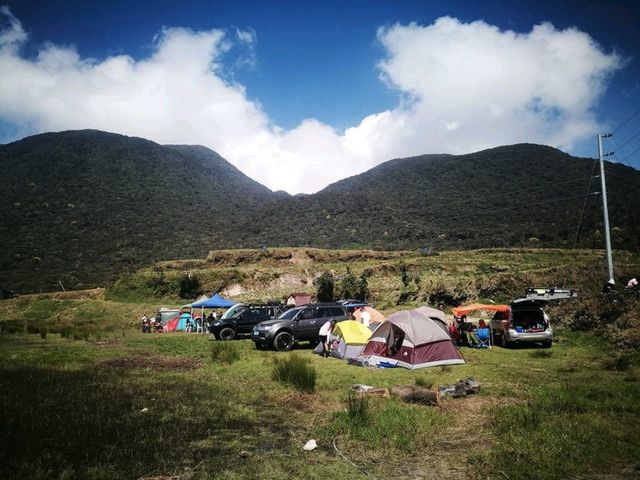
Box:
left=189, top=293, right=237, bottom=334
left=191, top=293, right=236, bottom=309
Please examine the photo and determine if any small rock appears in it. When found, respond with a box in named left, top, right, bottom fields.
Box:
left=140, top=407, right=149, bottom=414
left=239, top=450, right=251, bottom=458
left=303, top=439, right=317, bottom=451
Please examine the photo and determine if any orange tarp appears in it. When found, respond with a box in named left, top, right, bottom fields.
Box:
left=451, top=303, right=510, bottom=317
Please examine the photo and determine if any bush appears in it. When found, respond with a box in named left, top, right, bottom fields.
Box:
left=315, top=272, right=335, bottom=302
left=271, top=353, right=316, bottom=393
left=179, top=273, right=202, bottom=299
left=210, top=342, right=240, bottom=364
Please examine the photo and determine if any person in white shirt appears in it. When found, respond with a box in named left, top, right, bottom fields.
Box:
left=359, top=307, right=371, bottom=327
left=318, top=319, right=337, bottom=357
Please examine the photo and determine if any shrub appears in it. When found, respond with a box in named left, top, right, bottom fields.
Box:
left=179, top=273, right=202, bottom=299
left=338, top=268, right=358, bottom=300
left=210, top=342, right=240, bottom=365
left=315, top=272, right=335, bottom=302
left=271, top=353, right=316, bottom=393
left=602, top=352, right=632, bottom=371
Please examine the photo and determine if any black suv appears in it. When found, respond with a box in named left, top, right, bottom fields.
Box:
left=210, top=304, right=291, bottom=340
left=251, top=303, right=350, bottom=351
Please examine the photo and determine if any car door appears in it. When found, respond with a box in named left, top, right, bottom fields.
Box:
left=236, top=308, right=261, bottom=334
left=296, top=307, right=323, bottom=340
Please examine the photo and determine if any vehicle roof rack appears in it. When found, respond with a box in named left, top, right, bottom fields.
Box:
left=523, top=287, right=577, bottom=301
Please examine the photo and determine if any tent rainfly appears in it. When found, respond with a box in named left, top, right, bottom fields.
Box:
left=358, top=306, right=464, bottom=369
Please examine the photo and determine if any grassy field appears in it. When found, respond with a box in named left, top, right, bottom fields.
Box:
left=1, top=247, right=639, bottom=479
left=0, top=332, right=638, bottom=479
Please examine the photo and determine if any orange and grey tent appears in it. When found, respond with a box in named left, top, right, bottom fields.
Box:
left=352, top=306, right=385, bottom=324
left=451, top=303, right=510, bottom=317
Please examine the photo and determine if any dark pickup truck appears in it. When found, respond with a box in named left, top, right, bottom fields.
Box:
left=209, top=304, right=291, bottom=340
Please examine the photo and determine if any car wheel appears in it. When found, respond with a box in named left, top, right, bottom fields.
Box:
left=274, top=331, right=294, bottom=351
left=500, top=332, right=510, bottom=348
left=219, top=327, right=236, bottom=341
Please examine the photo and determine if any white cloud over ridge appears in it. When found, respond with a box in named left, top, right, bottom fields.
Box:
left=0, top=9, right=623, bottom=193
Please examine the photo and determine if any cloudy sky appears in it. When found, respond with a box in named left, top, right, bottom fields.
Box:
left=1, top=0, right=639, bottom=194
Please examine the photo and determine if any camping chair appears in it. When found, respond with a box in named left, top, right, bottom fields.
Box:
left=475, top=328, right=491, bottom=349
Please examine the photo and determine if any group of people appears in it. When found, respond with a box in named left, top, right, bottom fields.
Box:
left=140, top=313, right=165, bottom=333
left=449, top=315, right=489, bottom=348
left=140, top=311, right=219, bottom=333
left=317, top=306, right=373, bottom=357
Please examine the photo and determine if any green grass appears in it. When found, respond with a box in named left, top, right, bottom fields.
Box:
left=0, top=331, right=637, bottom=479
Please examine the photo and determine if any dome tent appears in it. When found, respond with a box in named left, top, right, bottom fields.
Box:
left=359, top=306, right=464, bottom=369
left=328, top=320, right=373, bottom=359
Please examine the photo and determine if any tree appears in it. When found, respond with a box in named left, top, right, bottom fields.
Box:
left=356, top=272, right=369, bottom=302
left=338, top=268, right=358, bottom=300
left=179, top=272, right=202, bottom=299
left=316, top=271, right=335, bottom=302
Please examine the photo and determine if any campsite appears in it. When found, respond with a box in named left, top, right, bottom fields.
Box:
left=1, top=247, right=639, bottom=479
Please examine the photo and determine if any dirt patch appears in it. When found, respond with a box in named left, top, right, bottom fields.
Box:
left=98, top=355, right=202, bottom=371
left=289, top=251, right=312, bottom=265
left=267, top=272, right=310, bottom=290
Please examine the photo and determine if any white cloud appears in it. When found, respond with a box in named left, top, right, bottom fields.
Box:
left=0, top=10, right=624, bottom=193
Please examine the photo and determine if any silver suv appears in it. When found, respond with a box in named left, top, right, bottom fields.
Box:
left=251, top=303, right=350, bottom=351
left=490, top=288, right=576, bottom=348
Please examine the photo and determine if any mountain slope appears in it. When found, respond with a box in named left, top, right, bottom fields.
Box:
left=0, top=130, right=274, bottom=292
left=2, top=130, right=639, bottom=293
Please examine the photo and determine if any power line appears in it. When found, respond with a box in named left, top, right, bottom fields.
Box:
left=417, top=176, right=592, bottom=212
left=430, top=192, right=599, bottom=226
left=613, top=129, right=640, bottom=151
left=612, top=106, right=640, bottom=135
left=573, top=158, right=599, bottom=248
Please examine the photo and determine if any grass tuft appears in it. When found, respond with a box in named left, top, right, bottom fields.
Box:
left=414, top=376, right=433, bottom=388
left=210, top=341, right=241, bottom=364
left=345, top=392, right=370, bottom=425
left=271, top=353, right=316, bottom=393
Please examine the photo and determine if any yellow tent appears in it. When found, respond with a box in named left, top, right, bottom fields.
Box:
left=333, top=320, right=372, bottom=345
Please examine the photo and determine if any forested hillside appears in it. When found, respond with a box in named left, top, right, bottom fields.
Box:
left=2, top=130, right=639, bottom=293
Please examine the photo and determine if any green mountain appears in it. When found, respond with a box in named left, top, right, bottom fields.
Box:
left=2, top=130, right=639, bottom=293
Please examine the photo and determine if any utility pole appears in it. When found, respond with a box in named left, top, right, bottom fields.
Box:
left=598, top=133, right=614, bottom=284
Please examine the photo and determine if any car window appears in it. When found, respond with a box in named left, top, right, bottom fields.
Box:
left=299, top=308, right=315, bottom=320
left=278, top=308, right=299, bottom=320
left=330, top=307, right=345, bottom=317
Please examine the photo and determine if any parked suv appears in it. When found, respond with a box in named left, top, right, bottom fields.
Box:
left=210, top=304, right=291, bottom=340
left=490, top=288, right=575, bottom=348
left=251, top=303, right=351, bottom=351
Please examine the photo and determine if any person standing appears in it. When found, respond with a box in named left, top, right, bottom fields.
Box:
left=318, top=319, right=337, bottom=358
left=359, top=307, right=371, bottom=328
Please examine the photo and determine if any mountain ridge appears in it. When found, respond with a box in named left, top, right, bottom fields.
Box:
left=2, top=129, right=639, bottom=293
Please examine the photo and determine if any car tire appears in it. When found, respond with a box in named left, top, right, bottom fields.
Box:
left=274, top=331, right=294, bottom=351
left=219, top=327, right=236, bottom=341
left=500, top=332, right=510, bottom=348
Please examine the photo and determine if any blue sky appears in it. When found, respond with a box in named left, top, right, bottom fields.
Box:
left=1, top=0, right=639, bottom=192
